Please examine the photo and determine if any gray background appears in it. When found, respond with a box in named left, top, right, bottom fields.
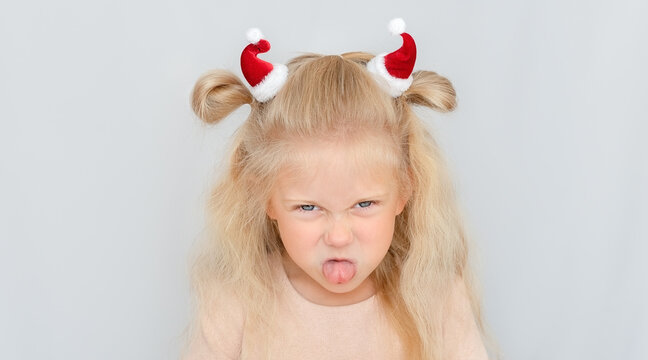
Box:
left=1, top=0, right=646, bottom=359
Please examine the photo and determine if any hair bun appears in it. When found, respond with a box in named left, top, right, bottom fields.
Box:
left=404, top=71, right=456, bottom=112
left=191, top=70, right=253, bottom=124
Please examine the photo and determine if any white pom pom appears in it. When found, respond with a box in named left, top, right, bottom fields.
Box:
left=246, top=28, right=263, bottom=44
left=388, top=18, right=406, bottom=35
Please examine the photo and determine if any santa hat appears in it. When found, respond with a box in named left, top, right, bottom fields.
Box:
left=366, top=18, right=417, bottom=97
left=240, top=28, right=288, bottom=102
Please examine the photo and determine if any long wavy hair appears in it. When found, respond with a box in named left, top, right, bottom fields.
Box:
left=187, top=52, right=492, bottom=359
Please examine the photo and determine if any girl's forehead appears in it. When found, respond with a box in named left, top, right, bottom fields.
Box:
left=279, top=136, right=401, bottom=184
left=274, top=146, right=401, bottom=205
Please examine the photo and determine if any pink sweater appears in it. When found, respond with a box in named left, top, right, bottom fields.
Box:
left=183, top=260, right=488, bottom=360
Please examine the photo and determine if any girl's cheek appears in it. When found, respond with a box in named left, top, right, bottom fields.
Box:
left=358, top=217, right=394, bottom=242
left=287, top=220, right=325, bottom=242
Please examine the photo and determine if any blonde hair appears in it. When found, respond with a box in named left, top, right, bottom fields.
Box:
left=188, top=53, right=493, bottom=359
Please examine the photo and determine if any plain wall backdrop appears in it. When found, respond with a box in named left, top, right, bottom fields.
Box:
left=1, top=0, right=646, bottom=359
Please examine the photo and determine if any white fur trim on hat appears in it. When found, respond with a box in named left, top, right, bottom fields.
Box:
left=366, top=54, right=413, bottom=97
left=246, top=28, right=263, bottom=44
left=388, top=18, right=406, bottom=35
left=250, top=63, right=288, bottom=102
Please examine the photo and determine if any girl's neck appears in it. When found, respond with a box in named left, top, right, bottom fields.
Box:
left=280, top=253, right=376, bottom=306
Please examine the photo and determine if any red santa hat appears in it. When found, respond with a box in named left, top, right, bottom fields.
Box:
left=240, top=28, right=287, bottom=102
left=366, top=18, right=417, bottom=97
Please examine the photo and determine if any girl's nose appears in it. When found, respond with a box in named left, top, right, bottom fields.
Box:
left=323, top=215, right=353, bottom=247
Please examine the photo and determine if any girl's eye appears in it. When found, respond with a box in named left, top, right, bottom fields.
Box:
left=357, top=201, right=373, bottom=208
left=300, top=204, right=316, bottom=211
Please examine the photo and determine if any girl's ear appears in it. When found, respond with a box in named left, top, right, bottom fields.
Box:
left=396, top=172, right=413, bottom=215
left=265, top=199, right=277, bottom=220
left=191, top=70, right=253, bottom=124
left=403, top=70, right=457, bottom=112
left=396, top=191, right=410, bottom=216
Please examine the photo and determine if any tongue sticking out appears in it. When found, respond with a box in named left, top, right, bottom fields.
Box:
left=322, top=260, right=356, bottom=284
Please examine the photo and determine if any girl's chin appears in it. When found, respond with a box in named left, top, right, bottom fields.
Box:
left=320, top=280, right=359, bottom=293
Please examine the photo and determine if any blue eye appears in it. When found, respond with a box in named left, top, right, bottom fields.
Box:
left=357, top=201, right=373, bottom=208
left=300, top=204, right=316, bottom=211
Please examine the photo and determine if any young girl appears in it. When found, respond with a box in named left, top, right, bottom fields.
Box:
left=184, top=19, right=491, bottom=360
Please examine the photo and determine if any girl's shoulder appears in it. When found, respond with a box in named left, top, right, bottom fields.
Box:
left=183, top=281, right=246, bottom=360
left=442, top=275, right=489, bottom=359
left=184, top=255, right=285, bottom=359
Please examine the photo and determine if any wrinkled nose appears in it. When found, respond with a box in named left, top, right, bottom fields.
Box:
left=324, top=215, right=353, bottom=248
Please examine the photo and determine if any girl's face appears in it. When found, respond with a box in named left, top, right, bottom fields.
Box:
left=267, top=139, right=407, bottom=306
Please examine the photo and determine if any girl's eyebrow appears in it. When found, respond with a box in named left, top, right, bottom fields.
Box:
left=283, top=192, right=388, bottom=200
left=282, top=193, right=390, bottom=205
left=283, top=198, right=318, bottom=203
left=356, top=193, right=388, bottom=200
left=280, top=198, right=322, bottom=207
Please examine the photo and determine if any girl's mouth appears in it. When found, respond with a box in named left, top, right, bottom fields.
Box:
left=322, top=259, right=356, bottom=284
